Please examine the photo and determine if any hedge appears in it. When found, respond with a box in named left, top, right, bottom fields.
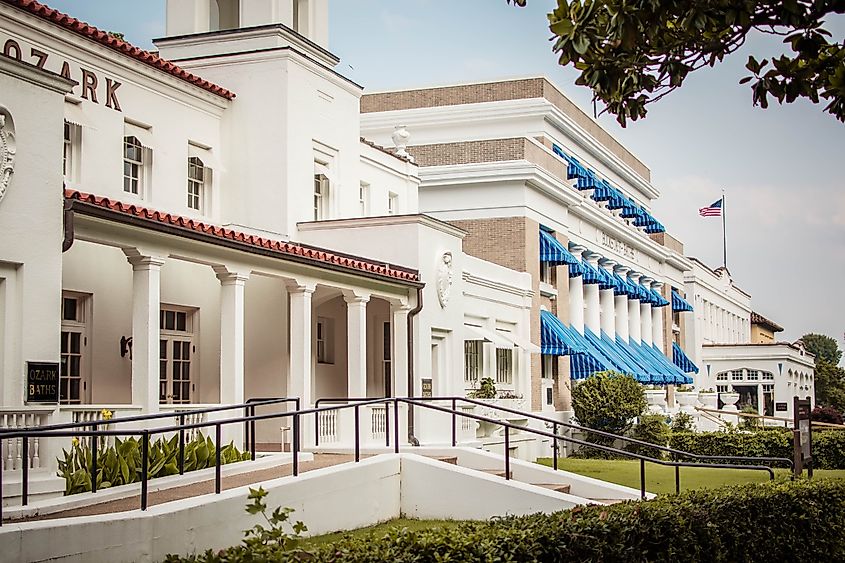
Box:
left=670, top=429, right=845, bottom=469
left=168, top=479, right=845, bottom=562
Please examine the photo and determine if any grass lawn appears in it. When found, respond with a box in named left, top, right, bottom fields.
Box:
left=537, top=457, right=845, bottom=494
left=300, top=519, right=466, bottom=547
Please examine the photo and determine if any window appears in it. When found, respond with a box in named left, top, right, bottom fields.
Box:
left=747, top=370, right=759, bottom=381
left=762, top=371, right=774, bottom=381
left=716, top=372, right=728, bottom=381
left=187, top=157, right=205, bottom=211
left=383, top=322, right=392, bottom=396
left=546, top=387, right=554, bottom=406
left=159, top=308, right=194, bottom=404
left=63, top=122, right=71, bottom=178
left=63, top=121, right=81, bottom=183
left=359, top=182, right=369, bottom=216
left=60, top=294, right=88, bottom=405
left=540, top=262, right=552, bottom=285
left=123, top=136, right=144, bottom=195
left=541, top=354, right=558, bottom=380
left=731, top=369, right=743, bottom=381
left=717, top=385, right=729, bottom=393
left=388, top=192, right=398, bottom=215
left=316, top=317, right=334, bottom=364
left=464, top=340, right=482, bottom=382
left=496, top=348, right=513, bottom=385
left=313, top=172, right=329, bottom=220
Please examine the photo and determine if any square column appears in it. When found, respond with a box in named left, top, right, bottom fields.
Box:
left=651, top=282, right=666, bottom=352
left=628, top=273, right=642, bottom=342
left=343, top=291, right=370, bottom=398
left=287, top=282, right=315, bottom=407
left=391, top=303, right=411, bottom=398
left=640, top=276, right=654, bottom=346
left=126, top=254, right=166, bottom=412
left=583, top=253, right=602, bottom=335
left=216, top=269, right=249, bottom=406
left=568, top=276, right=584, bottom=334
left=599, top=259, right=617, bottom=337
left=614, top=266, right=630, bottom=342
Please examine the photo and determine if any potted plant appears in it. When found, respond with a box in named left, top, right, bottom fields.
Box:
left=698, top=388, right=718, bottom=409
left=719, top=389, right=740, bottom=411
left=675, top=385, right=698, bottom=414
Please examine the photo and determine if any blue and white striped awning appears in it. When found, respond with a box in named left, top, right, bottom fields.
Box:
left=672, top=342, right=700, bottom=374
left=584, top=328, right=650, bottom=383
left=639, top=342, right=692, bottom=384
left=650, top=288, right=670, bottom=307
left=580, top=260, right=602, bottom=285
left=540, top=230, right=580, bottom=267
left=613, top=273, right=633, bottom=296
left=671, top=289, right=694, bottom=312
left=597, top=266, right=617, bottom=291
left=615, top=336, right=666, bottom=384
left=540, top=310, right=586, bottom=356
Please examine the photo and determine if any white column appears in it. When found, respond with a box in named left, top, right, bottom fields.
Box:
left=614, top=266, right=630, bottom=342
left=599, top=259, right=617, bottom=338
left=391, top=303, right=411, bottom=398
left=126, top=253, right=166, bottom=412
left=628, top=272, right=642, bottom=342
left=584, top=252, right=601, bottom=334
left=568, top=244, right=586, bottom=334
left=651, top=281, right=665, bottom=353
left=640, top=276, right=653, bottom=346
left=344, top=291, right=370, bottom=398
left=216, top=269, right=249, bottom=405
left=287, top=282, right=315, bottom=407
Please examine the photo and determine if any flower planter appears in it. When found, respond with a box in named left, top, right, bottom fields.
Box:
left=698, top=392, right=719, bottom=410
left=720, top=392, right=740, bottom=412
left=645, top=389, right=667, bottom=414
left=675, top=391, right=698, bottom=415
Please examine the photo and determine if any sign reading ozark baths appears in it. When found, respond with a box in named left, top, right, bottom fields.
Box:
left=26, top=361, right=60, bottom=404
left=1, top=34, right=123, bottom=111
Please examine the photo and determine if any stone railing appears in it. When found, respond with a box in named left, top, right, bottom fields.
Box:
left=0, top=408, right=53, bottom=471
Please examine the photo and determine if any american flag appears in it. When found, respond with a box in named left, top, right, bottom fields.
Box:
left=699, top=198, right=723, bottom=217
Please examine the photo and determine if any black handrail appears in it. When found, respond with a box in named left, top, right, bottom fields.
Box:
left=411, top=396, right=794, bottom=471
left=1, top=396, right=785, bottom=526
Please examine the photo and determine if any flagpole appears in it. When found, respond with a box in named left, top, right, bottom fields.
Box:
left=722, top=188, right=727, bottom=269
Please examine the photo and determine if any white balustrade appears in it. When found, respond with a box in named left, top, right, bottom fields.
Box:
left=1, top=409, right=52, bottom=471
left=459, top=406, right=477, bottom=442
left=318, top=410, right=339, bottom=444
left=370, top=405, right=387, bottom=443
left=162, top=405, right=212, bottom=442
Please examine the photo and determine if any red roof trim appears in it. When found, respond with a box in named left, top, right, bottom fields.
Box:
left=3, top=0, right=235, bottom=100
left=65, top=189, right=420, bottom=284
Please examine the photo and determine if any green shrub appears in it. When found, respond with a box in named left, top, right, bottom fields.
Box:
left=813, top=431, right=845, bottom=469
left=167, top=480, right=845, bottom=562
left=739, top=405, right=761, bottom=430
left=467, top=377, right=496, bottom=399
left=670, top=412, right=696, bottom=433
left=669, top=428, right=793, bottom=466
left=58, top=432, right=250, bottom=495
left=626, top=414, right=670, bottom=458
left=571, top=371, right=646, bottom=452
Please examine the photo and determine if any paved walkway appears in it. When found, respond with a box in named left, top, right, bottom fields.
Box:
left=16, top=454, right=362, bottom=523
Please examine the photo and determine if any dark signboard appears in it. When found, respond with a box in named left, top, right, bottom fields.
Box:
left=421, top=378, right=433, bottom=398
left=775, top=402, right=788, bottom=412
left=26, top=361, right=59, bottom=404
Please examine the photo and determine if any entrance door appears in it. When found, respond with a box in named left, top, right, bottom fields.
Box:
left=159, top=308, right=194, bottom=404
left=734, top=385, right=759, bottom=413
left=60, top=294, right=89, bottom=404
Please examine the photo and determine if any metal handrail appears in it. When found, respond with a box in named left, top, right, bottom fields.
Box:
left=414, top=396, right=794, bottom=470
left=1, top=396, right=786, bottom=525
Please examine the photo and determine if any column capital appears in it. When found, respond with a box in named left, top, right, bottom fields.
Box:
left=214, top=267, right=250, bottom=285
left=651, top=280, right=664, bottom=289
left=342, top=289, right=371, bottom=305
left=614, top=265, right=630, bottom=276
left=628, top=271, right=643, bottom=282
left=640, top=276, right=654, bottom=285
left=584, top=251, right=602, bottom=265
left=569, top=243, right=587, bottom=255
left=599, top=258, right=617, bottom=271
left=285, top=280, right=317, bottom=294
left=125, top=253, right=166, bottom=270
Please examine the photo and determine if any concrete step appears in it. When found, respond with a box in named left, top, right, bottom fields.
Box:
left=480, top=469, right=512, bottom=479
left=533, top=483, right=571, bottom=494
left=431, top=456, right=458, bottom=465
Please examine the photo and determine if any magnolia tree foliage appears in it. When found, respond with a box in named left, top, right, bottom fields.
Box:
left=507, top=0, right=845, bottom=125
left=571, top=371, right=647, bottom=446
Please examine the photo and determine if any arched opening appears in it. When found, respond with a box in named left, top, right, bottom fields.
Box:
left=210, top=0, right=240, bottom=31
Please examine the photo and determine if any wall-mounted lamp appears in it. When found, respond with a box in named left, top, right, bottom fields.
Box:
left=120, top=336, right=133, bottom=360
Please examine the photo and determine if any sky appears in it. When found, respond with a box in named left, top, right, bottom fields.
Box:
left=43, top=1, right=845, bottom=351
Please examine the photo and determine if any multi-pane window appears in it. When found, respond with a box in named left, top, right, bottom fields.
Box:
left=383, top=321, right=392, bottom=396
left=60, top=294, right=87, bottom=404
left=63, top=122, right=71, bottom=178
left=388, top=192, right=398, bottom=215
left=762, top=371, right=774, bottom=380
left=540, top=262, right=552, bottom=285
left=731, top=369, right=743, bottom=381
left=316, top=318, right=333, bottom=364
left=496, top=348, right=513, bottom=385
left=747, top=370, right=759, bottom=381
left=716, top=372, right=728, bottom=381
left=717, top=385, right=729, bottom=393
left=123, top=136, right=143, bottom=195
left=464, top=340, right=482, bottom=382
left=187, top=157, right=204, bottom=211
left=359, top=182, right=369, bottom=216
left=159, top=309, right=193, bottom=404
left=313, top=173, right=329, bottom=220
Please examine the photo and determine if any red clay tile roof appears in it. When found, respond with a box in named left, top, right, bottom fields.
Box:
left=3, top=0, right=235, bottom=100
left=751, top=311, right=784, bottom=333
left=65, top=190, right=420, bottom=284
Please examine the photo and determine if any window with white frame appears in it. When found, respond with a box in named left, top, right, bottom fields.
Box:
left=540, top=262, right=552, bottom=285
left=63, top=122, right=71, bottom=179
left=496, top=348, right=513, bottom=385
left=313, top=171, right=329, bottom=220
left=716, top=372, right=728, bottom=381
left=388, top=192, right=398, bottom=215
left=717, top=385, right=729, bottom=393
left=316, top=317, right=334, bottom=364
left=63, top=121, right=81, bottom=184
left=762, top=371, right=774, bottom=380
left=159, top=308, right=195, bottom=404
left=123, top=136, right=144, bottom=195
left=731, top=369, right=743, bottom=381
left=60, top=293, right=89, bottom=404
left=187, top=156, right=205, bottom=211
left=464, top=340, right=482, bottom=382
left=747, top=370, right=759, bottom=381
left=541, top=354, right=557, bottom=380
left=359, top=182, right=369, bottom=216
left=383, top=321, right=392, bottom=396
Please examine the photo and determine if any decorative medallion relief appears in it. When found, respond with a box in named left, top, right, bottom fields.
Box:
left=0, top=108, right=16, bottom=205
left=436, top=251, right=453, bottom=308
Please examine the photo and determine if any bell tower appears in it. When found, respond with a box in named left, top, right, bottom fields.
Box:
left=164, top=0, right=328, bottom=49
